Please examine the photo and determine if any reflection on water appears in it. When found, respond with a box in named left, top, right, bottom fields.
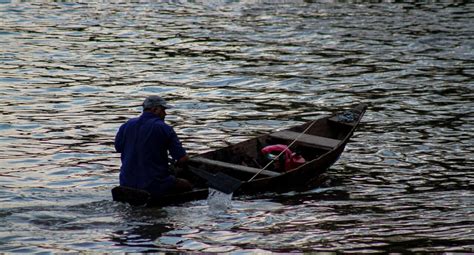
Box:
left=0, top=1, right=473, bottom=253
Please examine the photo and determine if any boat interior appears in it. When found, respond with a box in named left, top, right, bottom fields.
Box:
left=185, top=115, right=357, bottom=184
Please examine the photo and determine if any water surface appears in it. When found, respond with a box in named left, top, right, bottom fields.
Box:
left=0, top=1, right=473, bottom=253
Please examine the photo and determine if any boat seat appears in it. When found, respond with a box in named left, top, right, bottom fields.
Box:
left=269, top=130, right=341, bottom=150
left=189, top=157, right=280, bottom=177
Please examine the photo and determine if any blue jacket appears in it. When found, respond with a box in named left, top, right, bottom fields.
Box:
left=115, top=112, right=186, bottom=190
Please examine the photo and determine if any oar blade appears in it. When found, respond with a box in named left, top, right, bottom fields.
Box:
left=189, top=166, right=242, bottom=194
left=211, top=172, right=242, bottom=194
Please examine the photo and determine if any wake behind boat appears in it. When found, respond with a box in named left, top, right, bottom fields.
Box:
left=112, top=103, right=367, bottom=207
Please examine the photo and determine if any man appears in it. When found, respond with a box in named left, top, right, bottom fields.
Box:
left=115, top=95, right=192, bottom=198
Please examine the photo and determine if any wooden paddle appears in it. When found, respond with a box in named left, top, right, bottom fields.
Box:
left=187, top=166, right=242, bottom=194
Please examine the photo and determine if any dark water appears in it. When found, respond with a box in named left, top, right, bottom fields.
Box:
left=1, top=1, right=473, bottom=253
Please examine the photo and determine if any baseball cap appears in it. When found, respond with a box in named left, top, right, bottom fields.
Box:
left=142, top=95, right=173, bottom=110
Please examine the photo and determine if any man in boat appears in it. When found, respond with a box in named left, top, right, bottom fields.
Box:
left=115, top=95, right=192, bottom=198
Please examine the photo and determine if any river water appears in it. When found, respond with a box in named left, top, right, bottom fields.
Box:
left=1, top=1, right=473, bottom=253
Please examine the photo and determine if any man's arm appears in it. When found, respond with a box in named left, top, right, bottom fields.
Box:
left=115, top=125, right=124, bottom=153
left=167, top=126, right=187, bottom=163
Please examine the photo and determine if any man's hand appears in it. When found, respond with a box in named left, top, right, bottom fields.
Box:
left=176, top=155, right=189, bottom=167
left=174, top=155, right=189, bottom=173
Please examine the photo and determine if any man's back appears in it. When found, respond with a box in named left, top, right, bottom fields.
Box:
left=115, top=111, right=186, bottom=190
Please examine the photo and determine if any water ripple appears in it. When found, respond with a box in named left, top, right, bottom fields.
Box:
left=0, top=1, right=473, bottom=253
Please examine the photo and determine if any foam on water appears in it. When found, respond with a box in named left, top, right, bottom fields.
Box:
left=207, top=188, right=233, bottom=213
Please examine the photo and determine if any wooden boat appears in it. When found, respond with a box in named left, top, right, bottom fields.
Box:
left=112, top=103, right=367, bottom=207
